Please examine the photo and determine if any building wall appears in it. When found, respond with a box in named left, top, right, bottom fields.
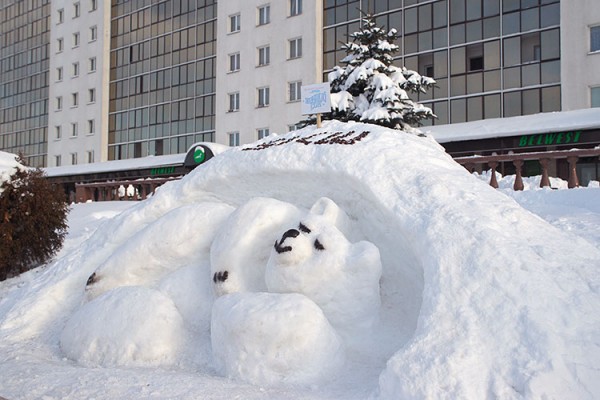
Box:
left=215, top=0, right=323, bottom=146
left=0, top=0, right=50, bottom=168
left=47, top=0, right=110, bottom=167
left=560, top=0, right=600, bottom=110
left=323, top=0, right=563, bottom=126
left=107, top=0, right=217, bottom=161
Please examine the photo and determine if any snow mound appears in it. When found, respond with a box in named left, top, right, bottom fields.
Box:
left=60, top=286, right=188, bottom=367
left=211, top=292, right=345, bottom=386
left=1, top=120, right=599, bottom=398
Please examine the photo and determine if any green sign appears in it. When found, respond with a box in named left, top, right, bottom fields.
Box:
left=193, top=146, right=206, bottom=164
left=518, top=131, right=582, bottom=147
left=151, top=166, right=175, bottom=176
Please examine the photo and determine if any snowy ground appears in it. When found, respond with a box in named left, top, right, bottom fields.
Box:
left=1, top=122, right=599, bottom=400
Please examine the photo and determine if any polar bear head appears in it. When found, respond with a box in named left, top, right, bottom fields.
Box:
left=265, top=197, right=382, bottom=337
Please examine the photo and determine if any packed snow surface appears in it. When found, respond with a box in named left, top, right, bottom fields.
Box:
left=0, top=121, right=599, bottom=399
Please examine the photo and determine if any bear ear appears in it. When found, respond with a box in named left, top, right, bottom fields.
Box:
left=310, top=197, right=353, bottom=234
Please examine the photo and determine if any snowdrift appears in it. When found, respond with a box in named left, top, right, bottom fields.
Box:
left=0, top=121, right=599, bottom=399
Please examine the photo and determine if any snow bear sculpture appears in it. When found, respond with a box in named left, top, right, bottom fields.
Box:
left=265, top=198, right=382, bottom=340
left=211, top=292, right=345, bottom=386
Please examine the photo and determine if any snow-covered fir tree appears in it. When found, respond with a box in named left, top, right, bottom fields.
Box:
left=320, top=15, right=436, bottom=131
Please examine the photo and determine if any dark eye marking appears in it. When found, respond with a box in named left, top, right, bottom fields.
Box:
left=298, top=223, right=311, bottom=234
left=314, top=239, right=325, bottom=251
left=86, top=272, right=97, bottom=286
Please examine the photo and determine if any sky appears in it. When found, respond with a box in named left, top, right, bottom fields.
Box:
left=0, top=121, right=599, bottom=400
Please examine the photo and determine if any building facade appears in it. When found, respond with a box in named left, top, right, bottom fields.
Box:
left=1, top=0, right=599, bottom=167
left=47, top=0, right=111, bottom=167
left=215, top=0, right=322, bottom=145
left=0, top=0, right=50, bottom=168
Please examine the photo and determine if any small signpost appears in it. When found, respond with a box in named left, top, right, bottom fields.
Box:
left=301, top=83, right=332, bottom=128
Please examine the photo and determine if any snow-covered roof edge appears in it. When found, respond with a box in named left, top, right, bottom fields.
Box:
left=424, top=108, right=600, bottom=143
left=43, top=153, right=186, bottom=178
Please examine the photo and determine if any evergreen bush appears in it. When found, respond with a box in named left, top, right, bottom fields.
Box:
left=0, top=162, right=68, bottom=281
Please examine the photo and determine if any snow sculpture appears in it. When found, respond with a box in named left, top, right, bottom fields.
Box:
left=265, top=197, right=382, bottom=340
left=210, top=197, right=302, bottom=296
left=85, top=202, right=233, bottom=299
left=60, top=286, right=189, bottom=367
left=211, top=292, right=345, bottom=386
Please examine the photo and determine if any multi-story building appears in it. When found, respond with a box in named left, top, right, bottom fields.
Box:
left=1, top=0, right=599, bottom=167
left=47, top=0, right=110, bottom=167
left=0, top=0, right=50, bottom=168
left=215, top=0, right=322, bottom=145
left=107, top=0, right=217, bottom=161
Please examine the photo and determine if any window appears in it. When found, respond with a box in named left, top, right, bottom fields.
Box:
left=258, top=87, right=270, bottom=107
left=72, top=92, right=79, bottom=107
left=55, top=155, right=62, bottom=167
left=90, top=25, right=97, bottom=41
left=288, top=124, right=301, bottom=131
left=228, top=92, right=240, bottom=112
left=289, top=37, right=302, bottom=59
left=87, top=150, right=94, bottom=163
left=57, top=8, right=64, bottom=23
left=55, top=125, right=62, bottom=139
left=71, top=153, right=78, bottom=165
left=230, top=13, right=241, bottom=33
left=229, top=52, right=240, bottom=72
left=88, top=119, right=95, bottom=134
left=592, top=87, right=600, bottom=108
left=56, top=96, right=63, bottom=111
left=258, top=4, right=270, bottom=25
left=90, top=0, right=97, bottom=11
left=71, top=123, right=78, bottom=137
left=289, top=81, right=302, bottom=102
left=89, top=57, right=96, bottom=72
left=257, top=128, right=270, bottom=139
left=258, top=45, right=270, bottom=66
left=290, top=0, right=302, bottom=16
left=73, top=62, right=79, bottom=76
left=57, top=67, right=63, bottom=81
left=229, top=132, right=240, bottom=146
left=57, top=38, right=64, bottom=52
left=73, top=32, right=80, bottom=47
left=89, top=88, right=96, bottom=103
left=74, top=2, right=80, bottom=18
left=591, top=26, right=600, bottom=53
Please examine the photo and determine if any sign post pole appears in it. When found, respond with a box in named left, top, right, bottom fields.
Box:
left=301, top=83, right=331, bottom=128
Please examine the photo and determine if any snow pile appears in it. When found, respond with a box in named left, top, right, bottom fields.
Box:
left=0, top=121, right=599, bottom=399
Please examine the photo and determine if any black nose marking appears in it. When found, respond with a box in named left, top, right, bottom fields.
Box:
left=274, top=228, right=300, bottom=253
left=86, top=272, right=96, bottom=286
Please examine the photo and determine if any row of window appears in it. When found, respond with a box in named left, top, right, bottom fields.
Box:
left=55, top=0, right=97, bottom=24
left=227, top=81, right=302, bottom=112
left=54, top=120, right=95, bottom=140
left=227, top=124, right=302, bottom=147
left=54, top=150, right=95, bottom=167
left=56, top=26, right=97, bottom=52
left=228, top=0, right=303, bottom=34
left=54, top=58, right=96, bottom=83
left=55, top=89, right=96, bottom=111
left=227, top=37, right=302, bottom=73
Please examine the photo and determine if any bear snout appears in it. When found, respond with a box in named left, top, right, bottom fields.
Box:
left=274, top=228, right=300, bottom=254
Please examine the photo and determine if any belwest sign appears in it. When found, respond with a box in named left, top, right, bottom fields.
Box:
left=518, top=130, right=582, bottom=147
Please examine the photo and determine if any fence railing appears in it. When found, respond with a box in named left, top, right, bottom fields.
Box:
left=454, top=148, right=600, bottom=190
left=74, top=177, right=180, bottom=203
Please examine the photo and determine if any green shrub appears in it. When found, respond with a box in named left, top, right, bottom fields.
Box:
left=0, top=166, right=69, bottom=281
